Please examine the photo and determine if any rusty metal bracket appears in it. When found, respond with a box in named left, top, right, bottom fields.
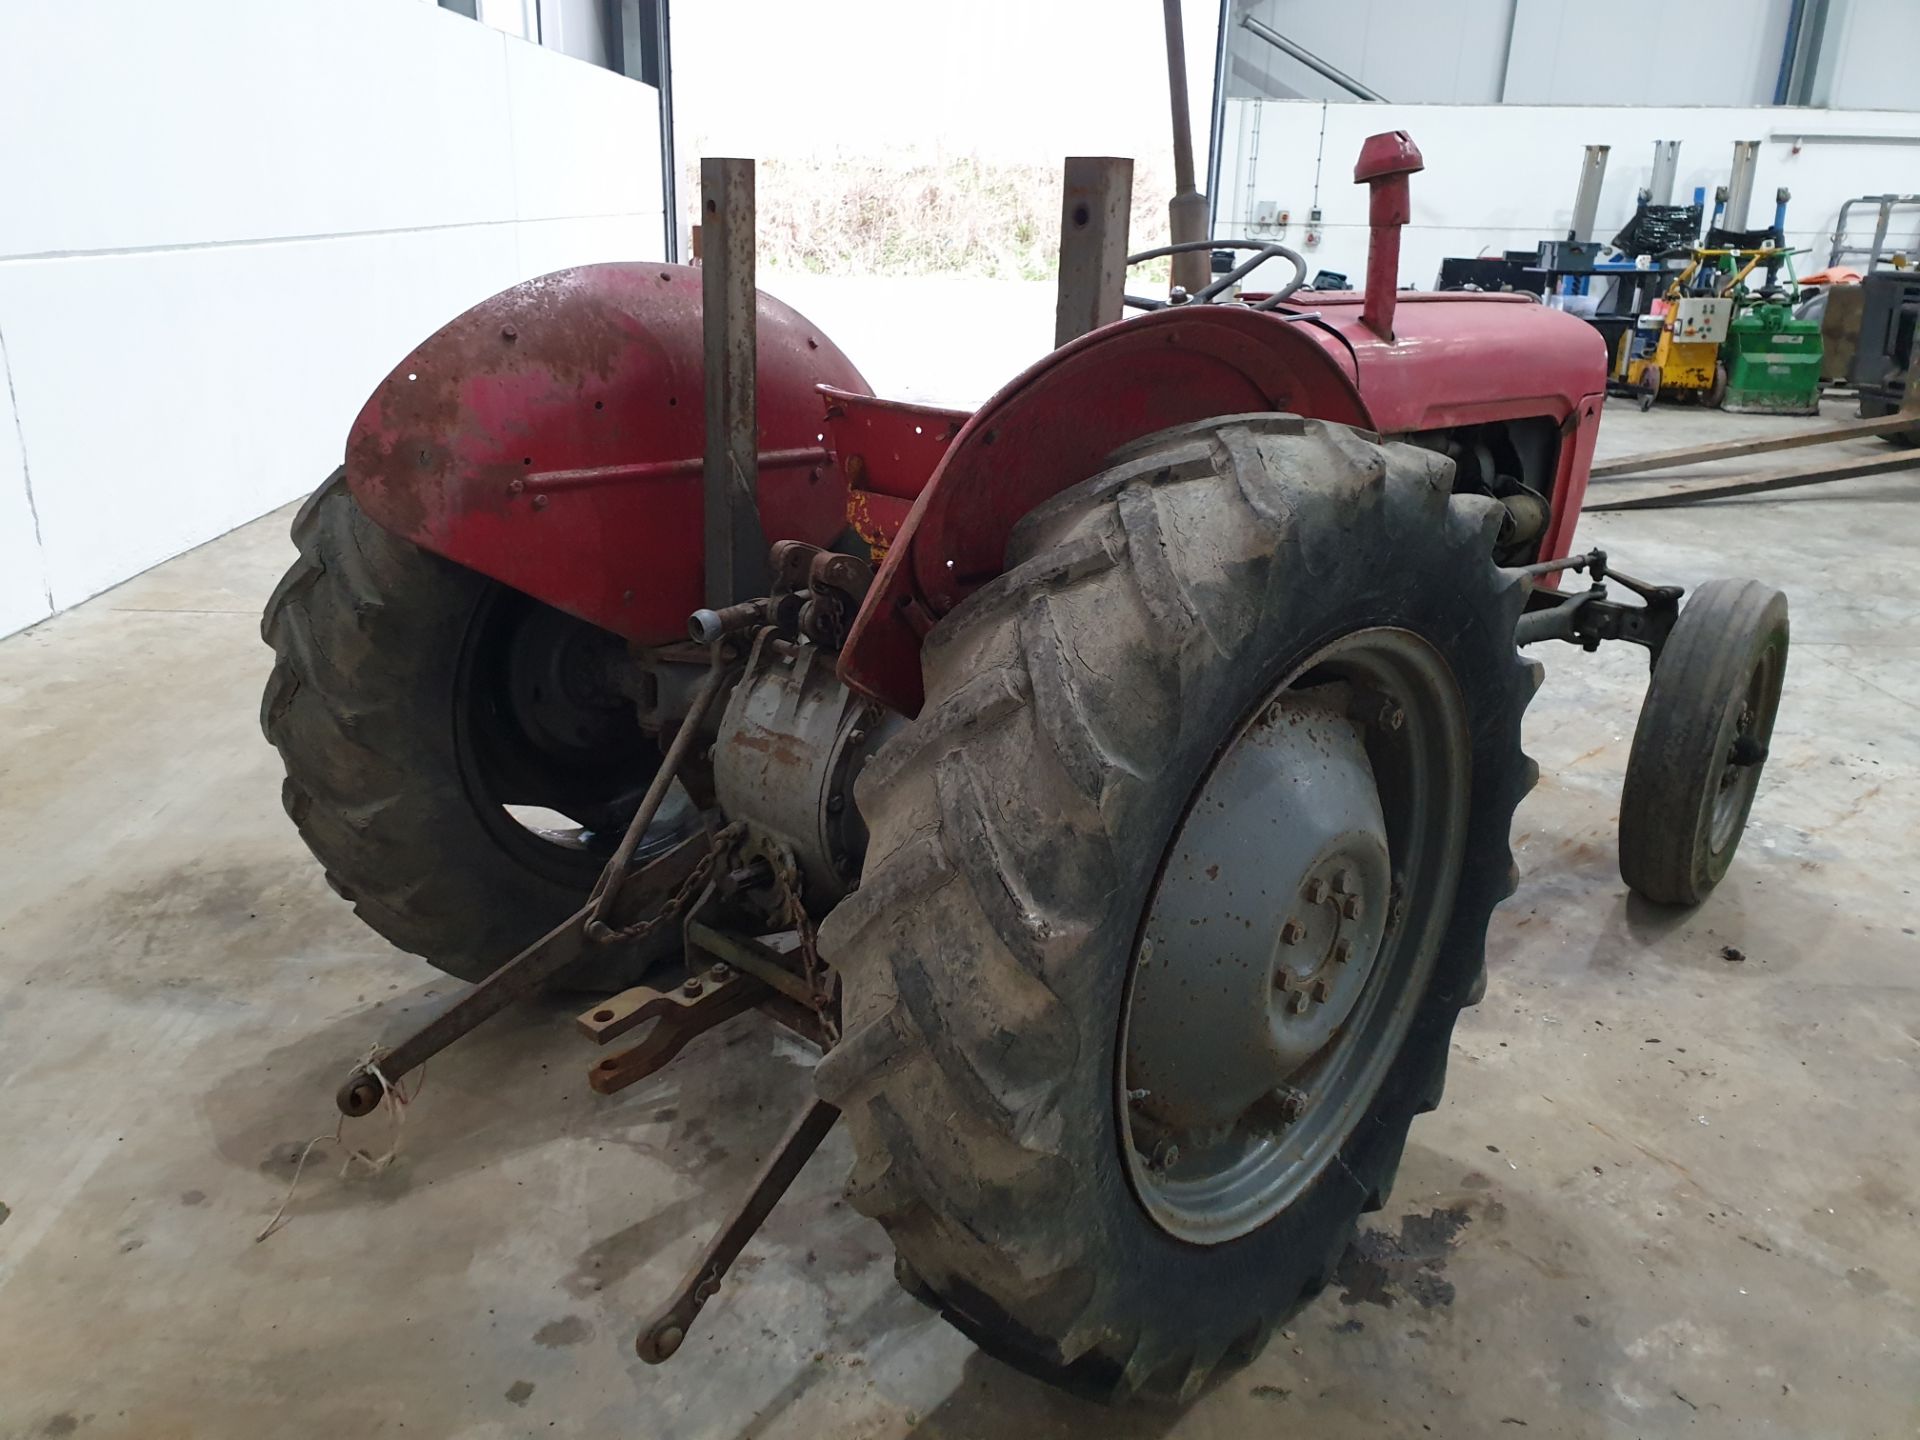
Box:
left=578, top=963, right=768, bottom=1095
left=635, top=1097, right=840, bottom=1363
left=333, top=831, right=710, bottom=1117
left=1515, top=549, right=1682, bottom=668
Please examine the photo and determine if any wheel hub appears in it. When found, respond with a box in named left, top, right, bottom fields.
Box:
left=1127, top=693, right=1390, bottom=1136
left=1117, top=628, right=1472, bottom=1245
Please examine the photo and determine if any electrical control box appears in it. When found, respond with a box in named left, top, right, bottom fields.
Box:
left=1671, top=297, right=1733, bottom=344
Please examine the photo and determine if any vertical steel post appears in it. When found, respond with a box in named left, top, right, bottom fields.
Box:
left=654, top=0, right=678, bottom=263
left=1204, top=0, right=1231, bottom=240
left=701, top=157, right=766, bottom=609
left=1647, top=140, right=1680, bottom=207
left=1724, top=141, right=1761, bottom=232
left=1054, top=157, right=1134, bottom=349
left=1163, top=0, right=1209, bottom=296
left=1569, top=145, right=1610, bottom=242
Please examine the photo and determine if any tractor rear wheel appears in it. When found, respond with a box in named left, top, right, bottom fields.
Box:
left=261, top=470, right=685, bottom=988
left=816, top=415, right=1539, bottom=1400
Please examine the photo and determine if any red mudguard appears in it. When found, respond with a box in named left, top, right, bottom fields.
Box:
left=343, top=263, right=868, bottom=645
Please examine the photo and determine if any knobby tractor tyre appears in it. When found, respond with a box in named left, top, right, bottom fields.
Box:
left=260, top=470, right=677, bottom=989
left=1618, top=578, right=1788, bottom=907
left=815, top=415, right=1540, bottom=1400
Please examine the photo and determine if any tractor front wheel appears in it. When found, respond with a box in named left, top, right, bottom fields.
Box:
left=1618, top=578, right=1788, bottom=906
left=260, top=470, right=686, bottom=988
left=816, top=415, right=1539, bottom=1400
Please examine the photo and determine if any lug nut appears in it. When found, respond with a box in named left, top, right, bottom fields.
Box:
left=1341, top=894, right=1363, bottom=920
left=1274, top=1085, right=1308, bottom=1121
left=1280, top=918, right=1306, bottom=945
left=1304, top=877, right=1328, bottom=904
left=1333, top=937, right=1353, bottom=964
left=1380, top=703, right=1405, bottom=730
left=1288, top=990, right=1312, bottom=1015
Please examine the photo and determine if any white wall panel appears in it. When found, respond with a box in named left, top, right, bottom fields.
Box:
left=512, top=215, right=659, bottom=279
left=505, top=38, right=661, bottom=224
left=0, top=0, right=662, bottom=635
left=0, top=229, right=519, bottom=609
left=1504, top=1, right=1791, bottom=107
left=0, top=0, right=512, bottom=259
left=1235, top=0, right=1517, bottom=103
left=1817, top=0, right=1920, bottom=110
left=0, top=360, right=52, bottom=636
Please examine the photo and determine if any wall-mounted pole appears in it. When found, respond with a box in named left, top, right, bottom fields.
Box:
left=1162, top=0, right=1209, bottom=296
left=1055, top=157, right=1134, bottom=347
left=701, top=157, right=766, bottom=608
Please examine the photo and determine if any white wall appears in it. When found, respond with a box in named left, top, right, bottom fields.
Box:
left=1232, top=0, right=1520, bottom=103
left=0, top=0, right=661, bottom=638
left=1227, top=0, right=1917, bottom=109
left=1502, top=1, right=1792, bottom=107
left=1815, top=0, right=1920, bottom=110
left=1218, top=100, right=1920, bottom=292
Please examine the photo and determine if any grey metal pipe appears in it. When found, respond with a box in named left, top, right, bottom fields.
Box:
left=1204, top=0, right=1231, bottom=238
left=1724, top=141, right=1761, bottom=232
left=1569, top=145, right=1610, bottom=243
left=1648, top=140, right=1680, bottom=207
left=1163, top=0, right=1209, bottom=294
left=655, top=0, right=678, bottom=262
left=1240, top=15, right=1385, bottom=102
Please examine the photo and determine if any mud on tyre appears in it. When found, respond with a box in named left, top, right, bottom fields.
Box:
left=260, top=470, right=680, bottom=989
left=816, top=415, right=1540, bottom=1400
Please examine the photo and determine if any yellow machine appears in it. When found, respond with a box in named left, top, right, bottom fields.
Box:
left=1619, top=247, right=1787, bottom=409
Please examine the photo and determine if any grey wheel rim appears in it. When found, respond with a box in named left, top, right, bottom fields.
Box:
left=1119, top=628, right=1472, bottom=1244
left=1709, top=641, right=1781, bottom=856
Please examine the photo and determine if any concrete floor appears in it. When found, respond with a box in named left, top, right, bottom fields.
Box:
left=1, top=396, right=1916, bottom=1439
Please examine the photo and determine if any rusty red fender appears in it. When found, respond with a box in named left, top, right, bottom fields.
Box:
left=836, top=305, right=1374, bottom=714
left=344, top=262, right=868, bottom=645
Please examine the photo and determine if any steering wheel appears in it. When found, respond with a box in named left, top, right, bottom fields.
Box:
left=1124, top=239, right=1310, bottom=313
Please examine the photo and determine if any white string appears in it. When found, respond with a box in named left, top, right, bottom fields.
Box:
left=254, top=1051, right=416, bottom=1243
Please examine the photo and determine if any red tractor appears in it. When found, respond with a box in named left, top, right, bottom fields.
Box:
left=261, top=132, right=1786, bottom=1400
